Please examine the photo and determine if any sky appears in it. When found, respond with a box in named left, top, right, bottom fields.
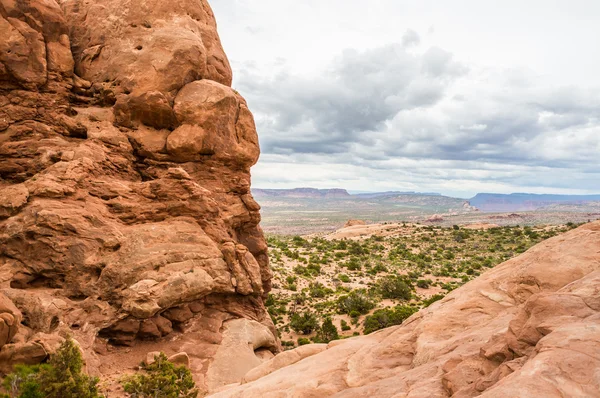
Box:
left=211, top=0, right=600, bottom=198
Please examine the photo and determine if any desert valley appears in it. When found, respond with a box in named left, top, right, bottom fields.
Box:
left=1, top=0, right=599, bottom=397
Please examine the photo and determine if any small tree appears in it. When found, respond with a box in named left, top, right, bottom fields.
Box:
left=315, top=318, right=339, bottom=343
left=363, top=306, right=418, bottom=334
left=378, top=276, right=412, bottom=300
left=2, top=364, right=47, bottom=398
left=337, top=291, right=376, bottom=315
left=122, top=353, right=198, bottom=398
left=289, top=312, right=319, bottom=335
left=39, top=338, right=101, bottom=398
left=1, top=337, right=101, bottom=398
left=416, top=279, right=430, bottom=289
left=340, top=319, right=351, bottom=331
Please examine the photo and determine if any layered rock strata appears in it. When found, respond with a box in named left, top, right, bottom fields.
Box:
left=0, top=0, right=276, bottom=392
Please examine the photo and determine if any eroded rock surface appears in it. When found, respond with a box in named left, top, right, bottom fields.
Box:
left=211, top=222, right=600, bottom=397
left=0, top=0, right=276, bottom=392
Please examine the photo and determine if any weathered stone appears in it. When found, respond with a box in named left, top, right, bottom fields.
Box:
left=138, top=319, right=161, bottom=339
left=114, top=91, right=177, bottom=129
left=153, top=315, right=173, bottom=336
left=0, top=184, right=28, bottom=218
left=168, top=352, right=190, bottom=367
left=0, top=294, right=21, bottom=349
left=162, top=306, right=194, bottom=323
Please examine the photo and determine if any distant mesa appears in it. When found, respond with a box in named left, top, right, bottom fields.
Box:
left=252, top=188, right=449, bottom=199
left=253, top=188, right=350, bottom=198
left=352, top=191, right=442, bottom=199
left=344, top=219, right=366, bottom=227
left=469, top=193, right=600, bottom=212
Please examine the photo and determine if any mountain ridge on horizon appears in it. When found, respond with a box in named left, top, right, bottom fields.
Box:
left=253, top=187, right=600, bottom=199
left=252, top=188, right=447, bottom=199
left=252, top=187, right=600, bottom=213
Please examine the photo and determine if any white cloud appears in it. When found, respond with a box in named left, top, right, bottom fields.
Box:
left=211, top=0, right=600, bottom=197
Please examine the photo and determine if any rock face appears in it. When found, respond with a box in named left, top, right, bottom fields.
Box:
left=211, top=221, right=600, bottom=397
left=0, top=0, right=277, bottom=392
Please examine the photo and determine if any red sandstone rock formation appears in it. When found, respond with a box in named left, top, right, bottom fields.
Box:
left=0, top=0, right=276, bottom=392
left=211, top=221, right=600, bottom=397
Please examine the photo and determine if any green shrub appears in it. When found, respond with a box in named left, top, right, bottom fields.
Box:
left=416, top=279, right=430, bottom=289
left=363, top=306, right=418, bottom=334
left=2, top=364, right=47, bottom=398
left=315, top=318, right=339, bottom=343
left=340, top=319, right=351, bottom=331
left=122, top=353, right=198, bottom=398
left=293, top=265, right=308, bottom=275
left=265, top=294, right=276, bottom=307
left=335, top=240, right=348, bottom=250
left=306, top=263, right=321, bottom=275
left=1, top=337, right=101, bottom=398
left=297, top=338, right=311, bottom=346
left=337, top=291, right=376, bottom=315
left=348, top=242, right=367, bottom=255
left=344, top=258, right=362, bottom=271
left=377, top=276, right=412, bottom=300
left=366, top=264, right=388, bottom=275
left=290, top=312, right=319, bottom=335
left=292, top=236, right=307, bottom=247
left=422, top=294, right=445, bottom=307
left=309, top=282, right=332, bottom=298
left=337, top=274, right=350, bottom=283
left=292, top=293, right=307, bottom=305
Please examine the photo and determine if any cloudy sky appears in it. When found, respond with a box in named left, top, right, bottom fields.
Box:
left=211, top=0, right=600, bottom=198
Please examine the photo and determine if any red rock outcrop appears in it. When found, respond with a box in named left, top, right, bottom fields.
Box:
left=211, top=221, right=600, bottom=397
left=343, top=219, right=366, bottom=228
left=0, top=0, right=276, bottom=392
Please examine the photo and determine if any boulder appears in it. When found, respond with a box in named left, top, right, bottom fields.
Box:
left=0, top=294, right=21, bottom=349
left=168, top=352, right=190, bottom=367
